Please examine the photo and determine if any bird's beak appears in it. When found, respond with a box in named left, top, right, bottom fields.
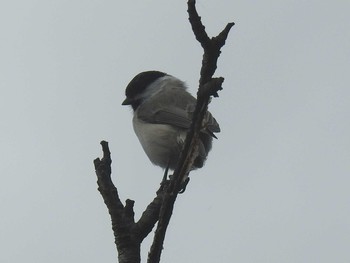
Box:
left=122, top=97, right=132, bottom=105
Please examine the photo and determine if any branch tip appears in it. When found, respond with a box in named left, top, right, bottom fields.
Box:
left=94, top=1, right=234, bottom=262
left=125, top=199, right=136, bottom=219
left=100, top=140, right=110, bottom=154
left=125, top=199, right=135, bottom=207
left=148, top=2, right=233, bottom=262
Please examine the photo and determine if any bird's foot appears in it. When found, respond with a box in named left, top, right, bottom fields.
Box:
left=161, top=165, right=170, bottom=183
left=178, top=177, right=190, bottom=194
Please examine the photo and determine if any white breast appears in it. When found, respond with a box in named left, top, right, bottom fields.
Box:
left=132, top=116, right=185, bottom=169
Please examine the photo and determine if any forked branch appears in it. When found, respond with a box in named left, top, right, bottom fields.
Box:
left=147, top=1, right=234, bottom=263
left=93, top=1, right=234, bottom=263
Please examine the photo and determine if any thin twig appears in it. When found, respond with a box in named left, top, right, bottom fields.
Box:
left=147, top=1, right=234, bottom=263
left=94, top=141, right=166, bottom=263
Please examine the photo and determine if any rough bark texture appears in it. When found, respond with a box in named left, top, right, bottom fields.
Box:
left=93, top=1, right=234, bottom=262
left=94, top=141, right=167, bottom=263
left=147, top=2, right=234, bottom=261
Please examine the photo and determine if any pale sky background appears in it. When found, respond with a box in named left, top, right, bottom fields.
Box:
left=1, top=1, right=349, bottom=262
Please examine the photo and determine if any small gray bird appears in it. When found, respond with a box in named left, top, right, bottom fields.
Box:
left=122, top=71, right=220, bottom=174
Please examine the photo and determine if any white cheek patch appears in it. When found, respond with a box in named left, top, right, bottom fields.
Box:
left=141, top=75, right=187, bottom=101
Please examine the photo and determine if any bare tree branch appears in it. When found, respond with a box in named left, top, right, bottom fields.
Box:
left=94, top=142, right=168, bottom=263
left=136, top=182, right=169, bottom=241
left=93, top=1, right=234, bottom=262
left=94, top=141, right=140, bottom=263
left=188, top=0, right=235, bottom=86
left=147, top=1, right=234, bottom=263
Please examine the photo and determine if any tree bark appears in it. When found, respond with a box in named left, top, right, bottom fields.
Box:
left=93, top=1, right=234, bottom=262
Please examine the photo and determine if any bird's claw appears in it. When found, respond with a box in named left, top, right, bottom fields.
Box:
left=178, top=177, right=190, bottom=194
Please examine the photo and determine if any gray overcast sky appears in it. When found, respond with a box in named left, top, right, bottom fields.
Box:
left=1, top=1, right=349, bottom=262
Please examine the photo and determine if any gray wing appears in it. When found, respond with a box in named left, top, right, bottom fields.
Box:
left=137, top=88, right=220, bottom=134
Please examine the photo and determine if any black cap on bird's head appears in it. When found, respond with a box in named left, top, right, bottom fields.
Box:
left=122, top=71, right=167, bottom=110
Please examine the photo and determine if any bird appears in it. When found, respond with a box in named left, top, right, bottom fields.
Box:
left=122, top=70, right=220, bottom=178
